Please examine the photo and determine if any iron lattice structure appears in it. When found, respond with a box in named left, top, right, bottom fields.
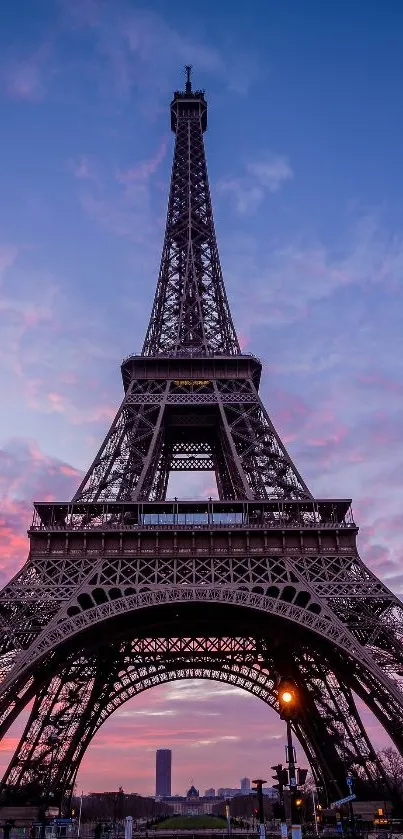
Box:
left=1, top=69, right=403, bottom=808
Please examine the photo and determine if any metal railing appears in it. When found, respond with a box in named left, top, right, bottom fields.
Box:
left=30, top=500, right=355, bottom=533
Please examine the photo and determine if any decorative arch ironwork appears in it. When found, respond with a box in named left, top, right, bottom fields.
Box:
left=0, top=635, right=388, bottom=806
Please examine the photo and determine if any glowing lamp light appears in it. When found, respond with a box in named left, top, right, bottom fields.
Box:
left=281, top=690, right=293, bottom=703
left=278, top=677, right=299, bottom=719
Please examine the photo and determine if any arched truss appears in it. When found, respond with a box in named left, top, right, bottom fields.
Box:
left=0, top=635, right=389, bottom=806
left=2, top=582, right=403, bottom=748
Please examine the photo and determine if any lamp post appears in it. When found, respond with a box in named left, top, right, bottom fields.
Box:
left=346, top=773, right=356, bottom=838
left=311, top=788, right=319, bottom=835
left=277, top=677, right=302, bottom=839
left=225, top=799, right=231, bottom=838
left=77, top=790, right=83, bottom=839
left=271, top=765, right=288, bottom=839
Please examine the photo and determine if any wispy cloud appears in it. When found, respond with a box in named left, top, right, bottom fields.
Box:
left=41, top=0, right=261, bottom=107
left=226, top=212, right=403, bottom=331
left=74, top=141, right=167, bottom=251
left=0, top=248, right=124, bottom=456
left=1, top=43, right=54, bottom=101
left=117, top=709, right=178, bottom=718
left=117, top=139, right=168, bottom=184
left=190, top=735, right=240, bottom=748
left=0, top=245, right=18, bottom=278
left=165, top=682, right=249, bottom=702
left=0, top=0, right=260, bottom=113
left=77, top=5, right=258, bottom=101
left=218, top=153, right=293, bottom=213
left=68, top=156, right=98, bottom=181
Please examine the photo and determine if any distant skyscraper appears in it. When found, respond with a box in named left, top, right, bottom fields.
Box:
left=156, top=749, right=172, bottom=797
left=241, top=777, right=251, bottom=792
left=205, top=788, right=215, bottom=798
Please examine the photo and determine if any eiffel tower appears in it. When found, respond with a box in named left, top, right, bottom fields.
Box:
left=1, top=67, right=403, bottom=808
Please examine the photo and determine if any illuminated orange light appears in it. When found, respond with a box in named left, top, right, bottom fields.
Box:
left=173, top=380, right=210, bottom=386
left=281, top=690, right=293, bottom=703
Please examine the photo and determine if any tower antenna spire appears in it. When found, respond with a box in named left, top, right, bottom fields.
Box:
left=185, top=64, right=192, bottom=93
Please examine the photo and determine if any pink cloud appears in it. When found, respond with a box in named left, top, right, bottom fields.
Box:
left=84, top=405, right=116, bottom=423
left=238, top=333, right=249, bottom=350
left=308, top=425, right=349, bottom=449
left=293, top=252, right=350, bottom=286
left=47, top=391, right=66, bottom=411
left=24, top=376, right=117, bottom=426
left=68, top=156, right=98, bottom=181
left=60, top=372, right=78, bottom=385
left=117, top=139, right=168, bottom=184
left=0, top=736, right=21, bottom=756
left=0, top=520, right=29, bottom=582
left=59, top=464, right=82, bottom=478
left=0, top=245, right=18, bottom=277
left=2, top=43, right=53, bottom=102
left=270, top=389, right=309, bottom=442
left=358, top=372, right=403, bottom=395
left=0, top=439, right=82, bottom=584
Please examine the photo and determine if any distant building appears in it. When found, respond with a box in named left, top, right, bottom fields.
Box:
left=216, top=784, right=277, bottom=800
left=156, top=749, right=172, bottom=797
left=217, top=788, right=241, bottom=799
left=205, top=788, right=216, bottom=798
left=263, top=787, right=278, bottom=799
left=162, top=786, right=220, bottom=815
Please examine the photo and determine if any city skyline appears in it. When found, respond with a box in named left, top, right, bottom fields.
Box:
left=0, top=0, right=402, bottom=796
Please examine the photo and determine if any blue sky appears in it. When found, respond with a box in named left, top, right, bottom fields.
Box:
left=0, top=0, right=402, bottom=794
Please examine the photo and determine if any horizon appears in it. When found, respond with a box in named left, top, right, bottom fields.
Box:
left=79, top=776, right=274, bottom=796
left=0, top=0, right=402, bottom=796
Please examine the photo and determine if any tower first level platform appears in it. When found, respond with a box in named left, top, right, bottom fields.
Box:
left=28, top=498, right=359, bottom=627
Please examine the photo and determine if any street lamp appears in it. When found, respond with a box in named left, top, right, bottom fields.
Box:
left=225, top=799, right=231, bottom=838
left=278, top=679, right=299, bottom=720
left=271, top=765, right=288, bottom=838
left=311, top=787, right=320, bottom=835
left=277, top=677, right=302, bottom=839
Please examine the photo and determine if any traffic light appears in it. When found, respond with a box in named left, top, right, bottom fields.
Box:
left=252, top=779, right=266, bottom=825
left=297, top=768, right=308, bottom=786
left=277, top=677, right=299, bottom=720
left=271, top=764, right=289, bottom=790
